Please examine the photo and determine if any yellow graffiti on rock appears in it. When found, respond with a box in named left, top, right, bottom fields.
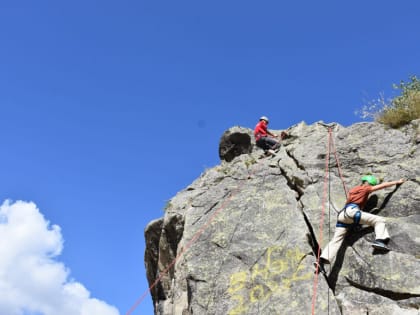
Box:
left=227, top=246, right=312, bottom=315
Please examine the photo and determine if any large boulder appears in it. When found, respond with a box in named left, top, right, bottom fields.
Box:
left=145, top=120, right=420, bottom=314
left=218, top=126, right=254, bottom=162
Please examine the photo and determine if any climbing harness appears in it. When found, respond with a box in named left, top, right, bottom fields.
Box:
left=311, top=123, right=348, bottom=315
left=336, top=203, right=361, bottom=228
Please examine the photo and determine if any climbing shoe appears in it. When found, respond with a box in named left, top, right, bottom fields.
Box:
left=372, top=240, right=390, bottom=251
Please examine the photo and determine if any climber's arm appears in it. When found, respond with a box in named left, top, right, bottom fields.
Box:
left=371, top=179, right=405, bottom=192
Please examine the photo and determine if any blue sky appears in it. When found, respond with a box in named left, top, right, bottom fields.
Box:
left=0, top=1, right=419, bottom=314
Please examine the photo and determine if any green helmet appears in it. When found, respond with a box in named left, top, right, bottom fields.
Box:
left=361, top=175, right=378, bottom=186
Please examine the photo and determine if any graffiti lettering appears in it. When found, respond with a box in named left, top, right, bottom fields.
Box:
left=227, top=246, right=312, bottom=315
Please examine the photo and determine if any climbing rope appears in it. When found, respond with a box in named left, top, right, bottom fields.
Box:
left=125, top=152, right=271, bottom=315
left=311, top=126, right=332, bottom=315
left=311, top=124, right=348, bottom=315
left=330, top=131, right=348, bottom=198
left=328, top=132, right=348, bottom=214
left=126, top=190, right=245, bottom=315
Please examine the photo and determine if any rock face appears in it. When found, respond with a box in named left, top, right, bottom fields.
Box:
left=145, top=120, right=420, bottom=315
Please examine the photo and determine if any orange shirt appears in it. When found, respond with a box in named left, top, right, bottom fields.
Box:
left=346, top=185, right=373, bottom=209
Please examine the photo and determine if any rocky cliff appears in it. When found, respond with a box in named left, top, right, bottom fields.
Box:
left=145, top=121, right=420, bottom=315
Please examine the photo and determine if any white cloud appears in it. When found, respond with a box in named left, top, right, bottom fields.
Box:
left=0, top=200, right=120, bottom=315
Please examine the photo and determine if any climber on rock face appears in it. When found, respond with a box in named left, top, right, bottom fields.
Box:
left=317, top=175, right=405, bottom=268
left=254, top=116, right=287, bottom=156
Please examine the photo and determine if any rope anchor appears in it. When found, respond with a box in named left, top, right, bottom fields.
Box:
left=317, top=122, right=337, bottom=129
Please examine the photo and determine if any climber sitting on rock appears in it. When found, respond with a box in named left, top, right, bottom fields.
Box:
left=254, top=116, right=287, bottom=156
left=316, top=175, right=405, bottom=270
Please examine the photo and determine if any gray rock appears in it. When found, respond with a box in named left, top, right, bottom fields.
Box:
left=219, top=126, right=254, bottom=162
left=145, top=120, right=420, bottom=314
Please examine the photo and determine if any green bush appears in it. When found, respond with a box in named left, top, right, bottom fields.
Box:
left=357, top=76, right=420, bottom=128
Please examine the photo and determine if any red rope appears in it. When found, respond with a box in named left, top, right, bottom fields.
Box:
left=311, top=128, right=332, bottom=315
left=311, top=127, right=349, bottom=314
left=330, top=133, right=348, bottom=198
left=126, top=159, right=264, bottom=315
